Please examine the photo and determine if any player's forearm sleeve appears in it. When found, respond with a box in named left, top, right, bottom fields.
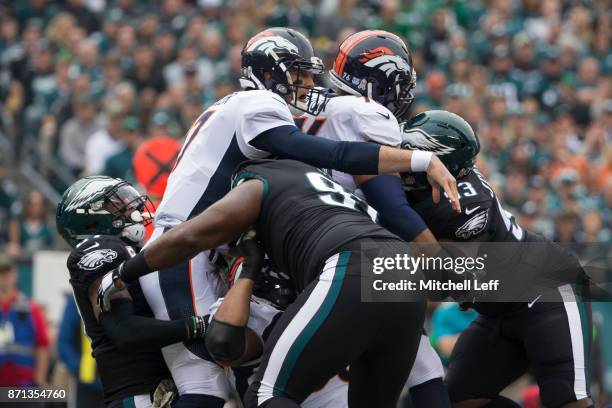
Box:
left=120, top=251, right=152, bottom=283
left=251, top=125, right=381, bottom=175
left=360, top=175, right=428, bottom=241
left=100, top=298, right=189, bottom=352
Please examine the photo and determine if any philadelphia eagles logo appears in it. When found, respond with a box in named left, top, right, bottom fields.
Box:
left=359, top=47, right=411, bottom=78
left=455, top=209, right=489, bottom=239
left=246, top=35, right=298, bottom=56
left=77, top=249, right=118, bottom=270
left=401, top=129, right=456, bottom=155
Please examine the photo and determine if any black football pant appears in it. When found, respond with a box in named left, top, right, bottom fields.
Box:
left=244, top=239, right=427, bottom=408
left=447, top=295, right=592, bottom=407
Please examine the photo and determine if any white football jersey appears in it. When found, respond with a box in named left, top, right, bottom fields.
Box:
left=295, top=95, right=402, bottom=192
left=297, top=94, right=447, bottom=394
left=155, top=90, right=294, bottom=227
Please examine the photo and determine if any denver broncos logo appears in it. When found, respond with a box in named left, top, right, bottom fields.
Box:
left=246, top=35, right=298, bottom=56
left=359, top=47, right=411, bottom=78
left=358, top=47, right=394, bottom=62
left=77, top=249, right=118, bottom=271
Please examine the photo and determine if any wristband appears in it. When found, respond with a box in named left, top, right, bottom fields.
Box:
left=410, top=150, right=433, bottom=172
left=185, top=315, right=208, bottom=340
left=119, top=251, right=153, bottom=284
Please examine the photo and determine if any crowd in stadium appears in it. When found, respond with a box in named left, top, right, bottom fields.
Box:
left=1, top=0, right=610, bottom=257
left=0, top=0, right=609, bottom=406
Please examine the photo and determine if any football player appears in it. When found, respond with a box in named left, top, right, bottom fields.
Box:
left=208, top=258, right=350, bottom=408
left=98, top=158, right=433, bottom=408
left=56, top=176, right=210, bottom=408
left=295, top=30, right=453, bottom=408
left=132, top=26, right=458, bottom=407
left=401, top=110, right=594, bottom=408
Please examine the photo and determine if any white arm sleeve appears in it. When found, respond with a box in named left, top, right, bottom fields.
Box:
left=236, top=90, right=295, bottom=158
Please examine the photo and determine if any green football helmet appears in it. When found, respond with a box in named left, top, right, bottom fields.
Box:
left=56, top=176, right=154, bottom=247
left=400, top=110, right=480, bottom=188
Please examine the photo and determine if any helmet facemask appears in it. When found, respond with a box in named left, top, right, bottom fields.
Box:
left=283, top=57, right=327, bottom=115
left=381, top=67, right=416, bottom=121
left=100, top=182, right=155, bottom=245
left=241, top=49, right=326, bottom=116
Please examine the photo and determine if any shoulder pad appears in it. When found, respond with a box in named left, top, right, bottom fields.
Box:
left=68, top=235, right=136, bottom=288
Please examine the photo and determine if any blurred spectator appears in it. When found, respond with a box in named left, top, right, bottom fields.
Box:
left=58, top=94, right=102, bottom=175
left=126, top=44, right=166, bottom=93
left=57, top=295, right=103, bottom=408
left=0, top=0, right=609, bottom=403
left=266, top=0, right=315, bottom=35
left=579, top=211, right=610, bottom=242
left=416, top=71, right=446, bottom=109
left=0, top=255, right=50, bottom=387
left=501, top=171, right=529, bottom=211
left=488, top=45, right=520, bottom=111
left=422, top=8, right=454, bottom=67
left=84, top=101, right=125, bottom=176
left=554, top=211, right=580, bottom=243
left=316, top=0, right=366, bottom=40
left=431, top=303, right=477, bottom=364
left=3, top=1, right=605, bottom=245
left=0, top=163, right=20, bottom=248
left=13, top=0, right=58, bottom=29
left=7, top=190, right=53, bottom=259
left=102, top=115, right=141, bottom=181
left=62, top=0, right=100, bottom=34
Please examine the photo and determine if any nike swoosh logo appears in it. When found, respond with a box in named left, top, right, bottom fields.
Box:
left=527, top=295, right=541, bottom=308
left=377, top=112, right=390, bottom=119
left=83, top=242, right=100, bottom=252
left=465, top=206, right=481, bottom=215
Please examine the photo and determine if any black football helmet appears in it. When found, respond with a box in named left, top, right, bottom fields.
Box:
left=57, top=176, right=154, bottom=247
left=329, top=30, right=416, bottom=121
left=241, top=27, right=325, bottom=115
left=400, top=110, right=481, bottom=189
left=227, top=256, right=296, bottom=310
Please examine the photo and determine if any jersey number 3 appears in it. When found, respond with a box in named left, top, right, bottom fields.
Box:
left=306, top=172, right=378, bottom=223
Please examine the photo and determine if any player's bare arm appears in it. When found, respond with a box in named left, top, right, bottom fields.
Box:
left=105, top=179, right=263, bottom=292
left=206, top=278, right=264, bottom=367
left=142, top=180, right=262, bottom=273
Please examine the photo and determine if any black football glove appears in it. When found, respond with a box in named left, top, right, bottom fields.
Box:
left=235, top=234, right=265, bottom=281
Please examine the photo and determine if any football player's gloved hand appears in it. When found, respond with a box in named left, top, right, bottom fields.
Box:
left=235, top=234, right=265, bottom=281
left=97, top=263, right=126, bottom=312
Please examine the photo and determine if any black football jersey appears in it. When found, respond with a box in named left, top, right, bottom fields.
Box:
left=407, top=169, right=526, bottom=243
left=234, top=159, right=400, bottom=291
left=67, top=235, right=168, bottom=403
